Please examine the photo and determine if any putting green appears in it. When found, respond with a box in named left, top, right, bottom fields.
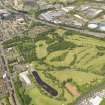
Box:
left=35, top=40, right=48, bottom=59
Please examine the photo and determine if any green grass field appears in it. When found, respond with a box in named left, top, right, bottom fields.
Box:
left=25, top=86, right=78, bottom=105
left=25, top=86, right=63, bottom=105
left=49, top=70, right=104, bottom=85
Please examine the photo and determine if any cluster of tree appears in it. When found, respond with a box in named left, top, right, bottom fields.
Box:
left=14, top=79, right=32, bottom=105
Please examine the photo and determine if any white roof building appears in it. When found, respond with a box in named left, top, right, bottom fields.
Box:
left=3, top=73, right=7, bottom=79
left=19, top=71, right=31, bottom=85
left=88, top=23, right=98, bottom=29
left=89, top=96, right=102, bottom=105
left=62, top=6, right=75, bottom=12
left=99, top=25, right=105, bottom=31
left=39, top=10, right=65, bottom=22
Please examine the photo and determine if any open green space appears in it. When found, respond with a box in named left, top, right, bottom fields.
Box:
left=35, top=40, right=48, bottom=59
left=49, top=70, right=104, bottom=85
left=4, top=28, right=105, bottom=105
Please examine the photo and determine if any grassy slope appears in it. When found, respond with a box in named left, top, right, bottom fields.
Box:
left=31, top=31, right=105, bottom=104
left=49, top=71, right=104, bottom=85
left=26, top=87, right=63, bottom=105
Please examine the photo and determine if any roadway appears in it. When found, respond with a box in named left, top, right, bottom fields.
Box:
left=26, top=16, right=105, bottom=38
left=0, top=44, right=20, bottom=105
left=1, top=1, right=105, bottom=39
